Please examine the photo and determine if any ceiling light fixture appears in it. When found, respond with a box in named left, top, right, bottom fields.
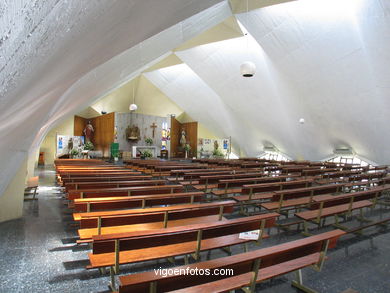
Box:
left=129, top=80, right=138, bottom=111
left=240, top=0, right=256, bottom=77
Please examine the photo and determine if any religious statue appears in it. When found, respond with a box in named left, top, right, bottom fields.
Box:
left=67, top=138, right=73, bottom=153
left=214, top=140, right=219, bottom=151
left=83, top=121, right=94, bottom=143
left=180, top=129, right=186, bottom=148
left=126, top=125, right=140, bottom=141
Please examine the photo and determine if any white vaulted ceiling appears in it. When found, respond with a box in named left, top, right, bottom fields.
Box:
left=145, top=0, right=390, bottom=162
left=1, top=0, right=390, bottom=196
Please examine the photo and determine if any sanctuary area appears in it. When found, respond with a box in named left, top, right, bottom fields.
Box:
left=1, top=0, right=390, bottom=292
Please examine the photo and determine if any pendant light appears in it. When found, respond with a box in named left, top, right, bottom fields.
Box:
left=129, top=80, right=138, bottom=111
left=240, top=0, right=256, bottom=77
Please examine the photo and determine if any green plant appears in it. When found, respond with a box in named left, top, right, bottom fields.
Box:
left=139, top=150, right=153, bottom=159
left=145, top=138, right=153, bottom=145
left=212, top=148, right=224, bottom=158
left=84, top=141, right=94, bottom=151
left=70, top=149, right=79, bottom=157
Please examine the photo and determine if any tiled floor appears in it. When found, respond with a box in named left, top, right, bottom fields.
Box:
left=0, top=167, right=390, bottom=292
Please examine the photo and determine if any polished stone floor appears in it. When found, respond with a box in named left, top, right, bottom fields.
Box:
left=0, top=167, right=390, bottom=292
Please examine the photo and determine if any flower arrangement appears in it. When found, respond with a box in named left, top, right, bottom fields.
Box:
left=145, top=138, right=153, bottom=146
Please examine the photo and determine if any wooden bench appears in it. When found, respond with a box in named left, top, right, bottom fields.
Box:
left=116, top=229, right=345, bottom=293
left=321, top=170, right=361, bottom=179
left=294, top=187, right=390, bottom=235
left=75, top=201, right=227, bottom=223
left=194, top=172, right=265, bottom=191
left=296, top=200, right=372, bottom=236
left=168, top=168, right=233, bottom=182
left=64, top=179, right=165, bottom=191
left=58, top=171, right=141, bottom=182
left=301, top=168, right=339, bottom=177
left=232, top=179, right=314, bottom=214
left=261, top=184, right=345, bottom=214
left=73, top=192, right=205, bottom=213
left=89, top=213, right=279, bottom=290
left=61, top=175, right=152, bottom=185
left=212, top=175, right=300, bottom=198
left=240, top=179, right=314, bottom=201
left=67, top=185, right=185, bottom=201
left=78, top=201, right=236, bottom=241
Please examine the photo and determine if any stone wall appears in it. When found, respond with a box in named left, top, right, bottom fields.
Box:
left=115, top=112, right=168, bottom=155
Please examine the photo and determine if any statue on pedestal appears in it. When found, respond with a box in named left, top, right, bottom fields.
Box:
left=83, top=121, right=94, bottom=143
left=180, top=129, right=186, bottom=148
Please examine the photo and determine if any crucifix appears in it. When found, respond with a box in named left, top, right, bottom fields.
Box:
left=150, top=122, right=157, bottom=138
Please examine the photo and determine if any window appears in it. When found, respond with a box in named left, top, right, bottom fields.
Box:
left=258, top=151, right=290, bottom=162
left=326, top=155, right=370, bottom=166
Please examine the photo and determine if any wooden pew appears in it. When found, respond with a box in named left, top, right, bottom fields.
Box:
left=194, top=172, right=265, bottom=191
left=242, top=179, right=314, bottom=199
left=64, top=179, right=165, bottom=191
left=321, top=170, right=361, bottom=179
left=295, top=186, right=390, bottom=235
left=61, top=175, right=152, bottom=185
left=168, top=168, right=233, bottom=182
left=78, top=201, right=236, bottom=241
left=88, top=213, right=279, bottom=290
left=55, top=158, right=106, bottom=164
left=73, top=192, right=204, bottom=213
left=58, top=171, right=141, bottom=182
left=261, top=183, right=345, bottom=214
left=212, top=175, right=299, bottom=198
left=116, top=230, right=345, bottom=293
left=75, top=200, right=226, bottom=223
left=67, top=185, right=185, bottom=201
left=232, top=179, right=313, bottom=215
left=301, top=168, right=339, bottom=177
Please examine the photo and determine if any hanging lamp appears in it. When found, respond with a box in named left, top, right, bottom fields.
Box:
left=240, top=0, right=256, bottom=77
left=129, top=81, right=138, bottom=111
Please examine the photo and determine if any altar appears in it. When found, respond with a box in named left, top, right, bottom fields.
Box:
left=132, top=146, right=158, bottom=158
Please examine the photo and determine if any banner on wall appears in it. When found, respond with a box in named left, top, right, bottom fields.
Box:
left=223, top=139, right=229, bottom=150
left=197, top=138, right=229, bottom=154
left=56, top=135, right=84, bottom=157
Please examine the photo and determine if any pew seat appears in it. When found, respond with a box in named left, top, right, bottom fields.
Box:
left=193, top=184, right=218, bottom=190
left=261, top=194, right=333, bottom=212
left=78, top=215, right=223, bottom=242
left=116, top=229, right=345, bottom=293
left=73, top=192, right=204, bottom=213
left=212, top=188, right=242, bottom=197
left=232, top=192, right=274, bottom=203
left=89, top=234, right=267, bottom=269
left=296, top=200, right=372, bottom=222
left=169, top=253, right=322, bottom=293
left=87, top=213, right=279, bottom=286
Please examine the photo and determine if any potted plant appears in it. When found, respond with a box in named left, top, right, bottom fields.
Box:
left=145, top=138, right=153, bottom=146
